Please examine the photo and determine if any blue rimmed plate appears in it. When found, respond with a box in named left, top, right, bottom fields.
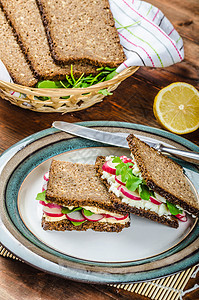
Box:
left=0, top=121, right=198, bottom=283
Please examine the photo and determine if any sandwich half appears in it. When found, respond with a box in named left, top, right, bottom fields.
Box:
left=36, top=159, right=130, bottom=232
left=95, top=135, right=199, bottom=228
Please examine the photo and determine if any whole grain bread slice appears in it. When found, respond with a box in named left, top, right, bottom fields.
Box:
left=0, top=0, right=99, bottom=82
left=42, top=217, right=130, bottom=232
left=46, top=159, right=127, bottom=215
left=36, top=0, right=125, bottom=67
left=95, top=156, right=179, bottom=228
left=0, top=6, right=37, bottom=87
left=126, top=134, right=199, bottom=217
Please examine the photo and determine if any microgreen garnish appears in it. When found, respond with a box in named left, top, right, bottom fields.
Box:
left=166, top=201, right=183, bottom=215
left=36, top=65, right=117, bottom=101
left=112, top=157, right=143, bottom=192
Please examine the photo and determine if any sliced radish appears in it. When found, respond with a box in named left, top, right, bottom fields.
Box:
left=102, top=161, right=117, bottom=175
left=150, top=196, right=162, bottom=205
left=66, top=210, right=86, bottom=222
left=103, top=213, right=129, bottom=220
left=43, top=172, right=49, bottom=181
left=42, top=183, right=47, bottom=192
left=39, top=200, right=61, bottom=209
left=115, top=175, right=126, bottom=186
left=43, top=205, right=63, bottom=215
left=119, top=186, right=141, bottom=201
left=175, top=211, right=187, bottom=222
left=44, top=211, right=64, bottom=218
left=82, top=212, right=104, bottom=222
left=120, top=156, right=133, bottom=163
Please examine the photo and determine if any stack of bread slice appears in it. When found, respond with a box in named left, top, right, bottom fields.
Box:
left=0, top=0, right=125, bottom=87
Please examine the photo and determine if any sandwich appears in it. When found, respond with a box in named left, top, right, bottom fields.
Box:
left=36, top=159, right=130, bottom=232
left=95, top=134, right=199, bottom=228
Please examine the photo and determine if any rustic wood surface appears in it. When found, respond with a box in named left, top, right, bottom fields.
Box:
left=0, top=0, right=198, bottom=299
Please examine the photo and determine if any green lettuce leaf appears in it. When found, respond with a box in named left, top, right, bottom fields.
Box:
left=82, top=208, right=94, bottom=216
left=70, top=221, right=86, bottom=226
left=36, top=190, right=47, bottom=202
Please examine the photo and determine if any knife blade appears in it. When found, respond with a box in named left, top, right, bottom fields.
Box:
left=52, top=121, right=199, bottom=165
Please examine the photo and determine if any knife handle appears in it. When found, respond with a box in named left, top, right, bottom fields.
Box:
left=156, top=144, right=199, bottom=165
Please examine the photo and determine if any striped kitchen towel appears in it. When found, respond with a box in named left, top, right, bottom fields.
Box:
left=110, top=0, right=184, bottom=73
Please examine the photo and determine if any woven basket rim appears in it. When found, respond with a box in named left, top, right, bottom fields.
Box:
left=0, top=66, right=139, bottom=97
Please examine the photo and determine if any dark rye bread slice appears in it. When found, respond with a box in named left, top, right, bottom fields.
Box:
left=127, top=134, right=199, bottom=217
left=95, top=156, right=179, bottom=228
left=0, top=0, right=98, bottom=81
left=42, top=217, right=130, bottom=232
left=36, top=0, right=125, bottom=67
left=0, top=7, right=37, bottom=87
left=46, top=159, right=127, bottom=215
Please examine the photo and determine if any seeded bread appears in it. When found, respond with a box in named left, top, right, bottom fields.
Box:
left=0, top=0, right=99, bottom=81
left=42, top=217, right=130, bottom=232
left=95, top=156, right=179, bottom=228
left=127, top=134, right=199, bottom=217
left=36, top=0, right=125, bottom=67
left=0, top=7, right=37, bottom=86
left=46, top=159, right=127, bottom=215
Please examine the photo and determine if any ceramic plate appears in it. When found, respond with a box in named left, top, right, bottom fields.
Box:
left=0, top=121, right=198, bottom=283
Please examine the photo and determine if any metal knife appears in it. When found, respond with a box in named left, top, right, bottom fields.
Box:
left=52, top=121, right=199, bottom=165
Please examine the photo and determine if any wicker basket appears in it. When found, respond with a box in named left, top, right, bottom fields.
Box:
left=0, top=66, right=139, bottom=113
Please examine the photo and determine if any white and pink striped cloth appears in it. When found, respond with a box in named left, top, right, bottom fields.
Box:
left=110, top=0, right=184, bottom=72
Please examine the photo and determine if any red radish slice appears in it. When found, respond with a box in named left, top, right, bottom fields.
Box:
left=115, top=175, right=126, bottom=186
left=82, top=211, right=104, bottom=222
left=42, top=183, right=47, bottom=192
left=43, top=172, right=49, bottom=181
left=150, top=196, right=162, bottom=205
left=44, top=212, right=64, bottom=217
left=104, top=213, right=129, bottom=220
left=114, top=213, right=129, bottom=220
left=175, top=211, right=187, bottom=222
left=43, top=206, right=62, bottom=215
left=66, top=210, right=86, bottom=222
left=102, top=161, right=117, bottom=175
left=120, top=156, right=133, bottom=163
left=39, top=200, right=61, bottom=209
left=119, top=186, right=141, bottom=201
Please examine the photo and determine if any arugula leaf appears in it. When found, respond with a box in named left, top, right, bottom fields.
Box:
left=112, top=157, right=122, bottom=163
left=36, top=66, right=117, bottom=102
left=71, top=221, right=86, bottom=226
left=37, top=80, right=62, bottom=88
left=98, top=89, right=113, bottom=96
left=126, top=175, right=142, bottom=191
left=36, top=190, right=46, bottom=202
left=138, top=184, right=151, bottom=200
left=82, top=208, right=94, bottom=216
left=105, top=70, right=118, bottom=81
left=61, top=206, right=82, bottom=214
left=166, top=201, right=183, bottom=215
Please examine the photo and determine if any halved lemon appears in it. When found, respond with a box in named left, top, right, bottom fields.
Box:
left=153, top=82, right=199, bottom=134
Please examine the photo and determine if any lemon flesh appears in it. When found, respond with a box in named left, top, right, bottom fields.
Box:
left=153, top=82, right=199, bottom=134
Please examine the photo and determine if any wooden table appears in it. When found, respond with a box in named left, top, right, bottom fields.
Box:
left=0, top=0, right=198, bottom=299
